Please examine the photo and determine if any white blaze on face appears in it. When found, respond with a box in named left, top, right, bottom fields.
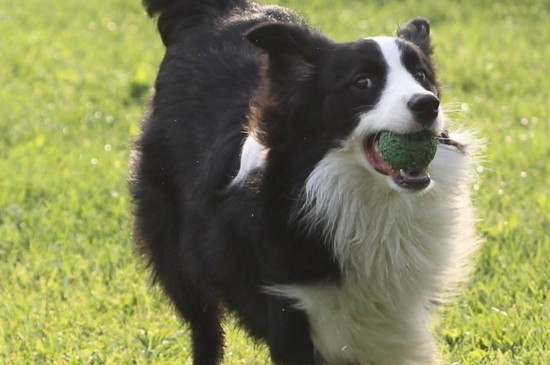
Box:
left=356, top=36, right=444, bottom=137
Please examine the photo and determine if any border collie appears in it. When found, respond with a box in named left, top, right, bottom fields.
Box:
left=131, top=1, right=480, bottom=364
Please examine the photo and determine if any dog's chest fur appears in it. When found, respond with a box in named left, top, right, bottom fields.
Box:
left=271, top=143, right=476, bottom=365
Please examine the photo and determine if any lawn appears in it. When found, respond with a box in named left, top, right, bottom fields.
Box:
left=0, top=0, right=548, bottom=364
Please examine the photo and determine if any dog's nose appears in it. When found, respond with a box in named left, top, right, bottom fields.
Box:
left=407, top=94, right=440, bottom=127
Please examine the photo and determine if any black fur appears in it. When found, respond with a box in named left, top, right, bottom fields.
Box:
left=132, top=1, right=432, bottom=364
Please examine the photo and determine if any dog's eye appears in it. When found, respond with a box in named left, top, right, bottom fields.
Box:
left=414, top=70, right=427, bottom=83
left=353, top=76, right=374, bottom=90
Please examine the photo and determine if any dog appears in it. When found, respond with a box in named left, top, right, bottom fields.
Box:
left=131, top=1, right=479, bottom=364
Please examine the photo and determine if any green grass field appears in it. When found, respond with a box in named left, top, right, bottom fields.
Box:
left=1, top=0, right=548, bottom=364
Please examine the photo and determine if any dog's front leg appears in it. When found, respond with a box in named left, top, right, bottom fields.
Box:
left=267, top=296, right=316, bottom=365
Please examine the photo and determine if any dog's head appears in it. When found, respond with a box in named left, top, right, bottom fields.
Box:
left=245, top=19, right=467, bottom=193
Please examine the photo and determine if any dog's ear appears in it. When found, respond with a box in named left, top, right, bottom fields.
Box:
left=246, top=22, right=324, bottom=81
left=245, top=23, right=326, bottom=147
left=397, top=18, right=432, bottom=55
left=246, top=22, right=317, bottom=58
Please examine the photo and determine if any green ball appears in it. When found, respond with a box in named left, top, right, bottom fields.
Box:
left=377, top=131, right=437, bottom=171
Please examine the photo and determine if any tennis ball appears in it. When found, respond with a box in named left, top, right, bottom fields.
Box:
left=377, top=131, right=437, bottom=171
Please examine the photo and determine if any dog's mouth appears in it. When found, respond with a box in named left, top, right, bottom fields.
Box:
left=363, top=131, right=463, bottom=191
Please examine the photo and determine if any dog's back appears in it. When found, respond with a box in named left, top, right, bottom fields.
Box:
left=136, top=0, right=304, bottom=191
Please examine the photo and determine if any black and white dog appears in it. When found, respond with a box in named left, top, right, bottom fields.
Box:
left=132, top=1, right=479, bottom=364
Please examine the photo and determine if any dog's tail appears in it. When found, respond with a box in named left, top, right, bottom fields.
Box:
left=143, top=0, right=248, bottom=46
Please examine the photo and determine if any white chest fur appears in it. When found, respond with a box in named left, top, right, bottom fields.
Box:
left=271, top=133, right=479, bottom=365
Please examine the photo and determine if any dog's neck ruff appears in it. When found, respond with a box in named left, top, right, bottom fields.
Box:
left=271, top=131, right=479, bottom=365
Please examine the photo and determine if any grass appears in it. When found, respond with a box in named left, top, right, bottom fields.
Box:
left=0, top=0, right=548, bottom=364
